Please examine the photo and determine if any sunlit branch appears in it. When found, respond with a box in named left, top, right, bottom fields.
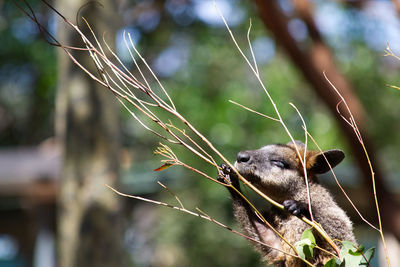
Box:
left=324, top=72, right=390, bottom=266
left=106, top=184, right=312, bottom=266
left=215, top=2, right=339, bottom=256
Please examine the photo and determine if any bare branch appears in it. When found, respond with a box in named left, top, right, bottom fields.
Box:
left=106, top=184, right=310, bottom=265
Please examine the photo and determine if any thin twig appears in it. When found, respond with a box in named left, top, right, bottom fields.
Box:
left=106, top=184, right=312, bottom=266
left=228, top=100, right=279, bottom=122
left=158, top=181, right=185, bottom=209
left=216, top=2, right=339, bottom=255
left=306, top=130, right=378, bottom=231
left=17, top=0, right=342, bottom=262
left=247, top=19, right=259, bottom=76
left=324, top=72, right=390, bottom=266
left=290, top=103, right=313, bottom=222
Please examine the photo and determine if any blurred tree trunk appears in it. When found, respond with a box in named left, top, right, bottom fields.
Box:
left=253, top=0, right=400, bottom=240
left=55, top=1, right=124, bottom=267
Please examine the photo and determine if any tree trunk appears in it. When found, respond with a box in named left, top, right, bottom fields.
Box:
left=55, top=0, right=123, bottom=266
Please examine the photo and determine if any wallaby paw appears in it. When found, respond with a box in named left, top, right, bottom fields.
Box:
left=218, top=163, right=233, bottom=184
left=283, top=200, right=310, bottom=219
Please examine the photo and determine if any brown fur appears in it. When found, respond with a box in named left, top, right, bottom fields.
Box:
left=219, top=141, right=356, bottom=266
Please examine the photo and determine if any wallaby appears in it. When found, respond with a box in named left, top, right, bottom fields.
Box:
left=218, top=141, right=356, bottom=266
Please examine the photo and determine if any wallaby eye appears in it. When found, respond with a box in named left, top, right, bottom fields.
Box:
left=271, top=160, right=289, bottom=169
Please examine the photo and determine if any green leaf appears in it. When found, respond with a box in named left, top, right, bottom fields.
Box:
left=339, top=241, right=359, bottom=260
left=324, top=258, right=341, bottom=267
left=340, top=241, right=357, bottom=251
left=360, top=247, right=375, bottom=266
left=339, top=241, right=374, bottom=267
left=343, top=254, right=363, bottom=267
left=301, top=228, right=316, bottom=245
left=295, top=241, right=314, bottom=259
left=295, top=228, right=316, bottom=260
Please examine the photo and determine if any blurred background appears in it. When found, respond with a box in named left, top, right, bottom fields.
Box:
left=1, top=0, right=400, bottom=266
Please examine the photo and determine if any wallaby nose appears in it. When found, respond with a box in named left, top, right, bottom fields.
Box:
left=237, top=151, right=250, bottom=163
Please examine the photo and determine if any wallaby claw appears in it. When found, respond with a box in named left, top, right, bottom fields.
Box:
left=218, top=163, right=232, bottom=184
left=218, top=163, right=241, bottom=191
left=283, top=200, right=310, bottom=219
left=221, top=163, right=232, bottom=174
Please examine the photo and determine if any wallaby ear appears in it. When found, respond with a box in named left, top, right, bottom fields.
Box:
left=308, top=149, right=345, bottom=174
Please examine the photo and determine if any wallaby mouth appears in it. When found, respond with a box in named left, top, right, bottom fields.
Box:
left=234, top=161, right=260, bottom=184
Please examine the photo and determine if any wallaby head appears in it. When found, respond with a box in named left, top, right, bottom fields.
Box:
left=234, top=141, right=345, bottom=201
